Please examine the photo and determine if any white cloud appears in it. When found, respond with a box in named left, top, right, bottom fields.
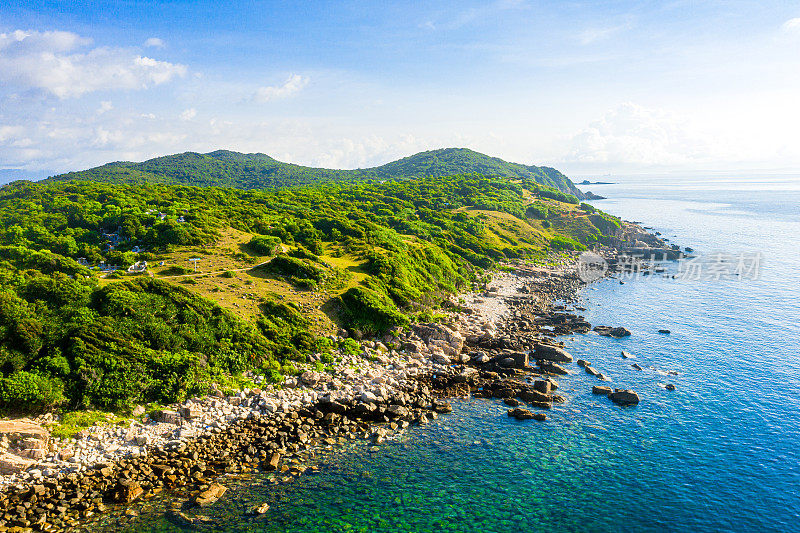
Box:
left=0, top=29, right=187, bottom=98
left=562, top=102, right=717, bottom=169
left=781, top=17, right=800, bottom=32
left=254, top=74, right=309, bottom=102
left=144, top=37, right=165, bottom=48
left=576, top=22, right=632, bottom=45
left=179, top=108, right=197, bottom=121
left=97, top=101, right=113, bottom=114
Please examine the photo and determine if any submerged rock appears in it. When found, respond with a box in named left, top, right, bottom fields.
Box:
left=248, top=503, right=270, bottom=515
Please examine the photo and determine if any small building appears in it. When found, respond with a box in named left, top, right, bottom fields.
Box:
left=127, top=261, right=148, bottom=273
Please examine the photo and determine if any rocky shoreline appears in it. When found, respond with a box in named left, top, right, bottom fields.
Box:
left=0, top=241, right=678, bottom=532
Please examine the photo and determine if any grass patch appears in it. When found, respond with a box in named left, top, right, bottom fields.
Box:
left=48, top=410, right=131, bottom=440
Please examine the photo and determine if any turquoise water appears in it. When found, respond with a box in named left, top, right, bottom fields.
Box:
left=118, top=176, right=800, bottom=532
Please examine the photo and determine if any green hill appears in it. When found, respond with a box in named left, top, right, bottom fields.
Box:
left=46, top=147, right=585, bottom=198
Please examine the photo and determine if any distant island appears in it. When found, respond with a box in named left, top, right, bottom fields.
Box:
left=579, top=179, right=615, bottom=185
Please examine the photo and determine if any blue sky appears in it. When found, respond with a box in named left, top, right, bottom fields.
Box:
left=2, top=1, right=800, bottom=179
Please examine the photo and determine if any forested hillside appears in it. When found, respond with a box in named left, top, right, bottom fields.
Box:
left=46, top=148, right=586, bottom=198
left=0, top=175, right=617, bottom=413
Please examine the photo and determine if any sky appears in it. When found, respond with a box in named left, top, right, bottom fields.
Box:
left=2, top=0, right=800, bottom=181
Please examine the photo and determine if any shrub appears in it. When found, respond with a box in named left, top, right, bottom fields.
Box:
left=248, top=235, right=282, bottom=256
left=288, top=245, right=319, bottom=261
left=337, top=286, right=409, bottom=335
left=0, top=371, right=64, bottom=411
left=550, top=234, right=586, bottom=251
left=525, top=204, right=549, bottom=219
left=260, top=255, right=325, bottom=284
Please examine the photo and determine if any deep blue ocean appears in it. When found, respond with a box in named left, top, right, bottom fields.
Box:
left=116, top=176, right=800, bottom=532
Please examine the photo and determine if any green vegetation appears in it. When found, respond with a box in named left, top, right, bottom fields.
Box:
left=0, top=170, right=620, bottom=413
left=48, top=410, right=131, bottom=439
left=46, top=148, right=586, bottom=199
left=247, top=234, right=282, bottom=255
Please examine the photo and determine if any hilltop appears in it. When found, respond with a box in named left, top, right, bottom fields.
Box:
left=45, top=148, right=586, bottom=199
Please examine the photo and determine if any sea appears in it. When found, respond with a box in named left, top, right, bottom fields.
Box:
left=110, top=175, right=800, bottom=532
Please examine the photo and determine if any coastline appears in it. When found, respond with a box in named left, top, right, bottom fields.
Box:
left=0, top=228, right=675, bottom=531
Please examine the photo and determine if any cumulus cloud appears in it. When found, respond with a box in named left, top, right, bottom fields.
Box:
left=781, top=17, right=800, bottom=32
left=97, top=101, right=113, bottom=114
left=0, top=29, right=187, bottom=98
left=254, top=74, right=308, bottom=102
left=179, top=108, right=197, bottom=121
left=144, top=37, right=165, bottom=48
left=562, top=102, right=715, bottom=168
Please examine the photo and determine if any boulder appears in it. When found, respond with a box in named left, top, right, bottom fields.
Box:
left=452, top=368, right=478, bottom=384
left=631, top=363, right=643, bottom=371
left=472, top=353, right=490, bottom=364
left=507, top=408, right=535, bottom=420
left=595, top=325, right=631, bottom=338
left=153, top=410, right=181, bottom=425
left=609, top=389, right=640, bottom=405
left=534, top=343, right=573, bottom=363
left=532, top=380, right=551, bottom=394
left=608, top=327, right=632, bottom=338
left=503, top=398, right=522, bottom=407
left=665, top=383, right=676, bottom=391
left=386, top=405, right=409, bottom=419
left=621, top=351, right=634, bottom=359
left=179, top=406, right=199, bottom=420
left=248, top=503, right=270, bottom=515
left=300, top=371, right=320, bottom=387
left=114, top=480, right=144, bottom=503
left=432, top=400, right=452, bottom=413
left=499, top=357, right=516, bottom=368
left=360, top=391, right=379, bottom=403
left=584, top=366, right=602, bottom=377
left=195, top=483, right=227, bottom=507
left=507, top=408, right=545, bottom=421
left=266, top=452, right=281, bottom=471
left=432, top=353, right=451, bottom=365
left=537, top=361, right=568, bottom=375
left=0, top=452, right=36, bottom=475
left=658, top=329, right=671, bottom=334
left=518, top=389, right=550, bottom=403
left=592, top=385, right=612, bottom=396
left=494, top=351, right=528, bottom=369
left=576, top=359, right=591, bottom=368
